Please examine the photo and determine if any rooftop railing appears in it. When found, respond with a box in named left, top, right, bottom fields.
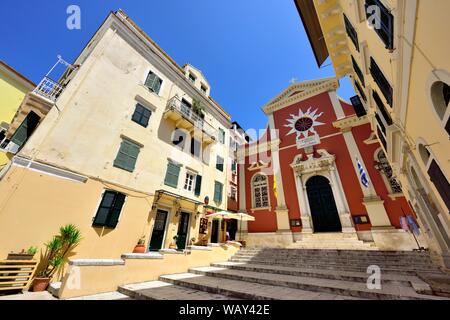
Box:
left=33, top=77, right=64, bottom=102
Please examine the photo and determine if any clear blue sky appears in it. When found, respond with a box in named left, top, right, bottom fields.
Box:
left=0, top=0, right=354, bottom=131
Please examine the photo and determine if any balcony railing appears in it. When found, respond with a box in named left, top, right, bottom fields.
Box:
left=166, top=96, right=217, bottom=139
left=33, top=77, right=64, bottom=102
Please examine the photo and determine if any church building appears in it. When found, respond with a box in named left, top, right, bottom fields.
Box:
left=239, top=77, right=422, bottom=250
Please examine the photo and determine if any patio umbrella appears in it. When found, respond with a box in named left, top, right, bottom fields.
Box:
left=206, top=211, right=236, bottom=219
left=232, top=212, right=255, bottom=241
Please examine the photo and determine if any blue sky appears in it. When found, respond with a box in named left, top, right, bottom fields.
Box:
left=0, top=0, right=354, bottom=131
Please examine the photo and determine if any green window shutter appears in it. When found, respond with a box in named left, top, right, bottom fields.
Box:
left=145, top=71, right=163, bottom=95
left=216, top=156, right=224, bottom=172
left=214, top=181, right=223, bottom=203
left=231, top=160, right=237, bottom=172
left=10, top=111, right=40, bottom=147
left=114, top=140, right=141, bottom=172
left=132, top=104, right=152, bottom=127
left=194, top=175, right=202, bottom=196
left=164, top=162, right=180, bottom=188
left=106, top=193, right=126, bottom=228
left=218, top=128, right=225, bottom=144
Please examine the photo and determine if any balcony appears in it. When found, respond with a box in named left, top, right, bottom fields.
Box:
left=163, top=96, right=217, bottom=144
left=33, top=77, right=64, bottom=102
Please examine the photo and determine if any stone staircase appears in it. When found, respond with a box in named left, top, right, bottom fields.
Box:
left=290, top=233, right=377, bottom=250
left=112, top=248, right=450, bottom=300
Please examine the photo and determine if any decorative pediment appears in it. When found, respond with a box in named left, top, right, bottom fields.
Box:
left=262, top=77, right=339, bottom=115
left=248, top=160, right=270, bottom=171
left=290, top=149, right=336, bottom=175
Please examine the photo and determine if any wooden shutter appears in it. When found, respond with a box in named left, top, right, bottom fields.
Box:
left=428, top=160, right=450, bottom=212
left=145, top=72, right=157, bottom=88
left=107, top=193, right=126, bottom=228
left=93, top=191, right=115, bottom=226
left=194, top=175, right=202, bottom=196
left=114, top=140, right=140, bottom=172
left=10, top=111, right=40, bottom=147
left=214, top=181, right=223, bottom=203
left=216, top=156, right=224, bottom=172
left=164, top=162, right=180, bottom=188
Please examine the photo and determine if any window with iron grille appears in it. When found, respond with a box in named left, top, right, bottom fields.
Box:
left=370, top=57, right=393, bottom=107
left=344, top=14, right=360, bottom=51
left=365, top=0, right=394, bottom=50
left=351, top=56, right=365, bottom=87
left=252, top=174, right=269, bottom=208
left=350, top=95, right=366, bottom=117
left=354, top=80, right=367, bottom=102
left=372, top=90, right=393, bottom=125
left=377, top=150, right=402, bottom=193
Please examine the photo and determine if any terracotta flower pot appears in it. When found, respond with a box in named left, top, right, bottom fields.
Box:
left=133, top=244, right=146, bottom=253
left=32, top=277, right=51, bottom=292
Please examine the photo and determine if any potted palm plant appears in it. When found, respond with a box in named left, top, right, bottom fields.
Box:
left=133, top=236, right=146, bottom=253
left=32, top=224, right=82, bottom=292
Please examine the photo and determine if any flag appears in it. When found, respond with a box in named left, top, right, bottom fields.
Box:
left=356, top=157, right=369, bottom=188
left=406, top=215, right=420, bottom=236
left=273, top=176, right=278, bottom=199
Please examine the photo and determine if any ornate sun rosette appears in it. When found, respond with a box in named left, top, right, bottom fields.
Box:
left=284, top=107, right=325, bottom=140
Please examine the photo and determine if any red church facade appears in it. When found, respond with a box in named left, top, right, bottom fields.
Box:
left=238, top=78, right=421, bottom=249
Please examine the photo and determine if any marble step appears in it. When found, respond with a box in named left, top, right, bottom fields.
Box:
left=118, top=280, right=237, bottom=300
left=228, top=259, right=441, bottom=274
left=187, top=267, right=446, bottom=300
left=159, top=272, right=360, bottom=300
left=210, top=262, right=433, bottom=294
left=238, top=248, right=432, bottom=256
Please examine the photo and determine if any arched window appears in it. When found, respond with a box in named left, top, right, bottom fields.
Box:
left=376, top=149, right=402, bottom=194
left=252, top=174, right=269, bottom=208
left=418, top=143, right=431, bottom=166
left=428, top=70, right=450, bottom=136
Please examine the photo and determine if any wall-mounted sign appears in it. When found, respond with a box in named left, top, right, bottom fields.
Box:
left=199, top=218, right=208, bottom=234
left=284, top=107, right=324, bottom=150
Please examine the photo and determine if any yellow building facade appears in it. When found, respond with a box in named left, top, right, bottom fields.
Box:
left=0, top=10, right=236, bottom=273
left=296, top=0, right=450, bottom=267
left=0, top=61, right=35, bottom=165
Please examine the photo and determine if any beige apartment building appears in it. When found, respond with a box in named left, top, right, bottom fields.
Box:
left=296, top=0, right=450, bottom=267
left=0, top=10, right=235, bottom=263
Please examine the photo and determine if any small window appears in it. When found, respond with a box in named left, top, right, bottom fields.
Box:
left=131, top=103, right=152, bottom=128
left=351, top=56, right=365, bottom=87
left=0, top=129, right=5, bottom=142
left=365, top=0, right=394, bottom=50
left=370, top=57, right=393, bottom=107
left=214, top=181, right=223, bottom=203
left=145, top=71, right=163, bottom=95
left=218, top=128, right=225, bottom=144
left=93, top=190, right=126, bottom=229
left=231, top=160, right=237, bottom=173
left=372, top=90, right=393, bottom=125
left=194, top=175, right=202, bottom=196
left=201, top=85, right=208, bottom=95
left=10, top=111, right=41, bottom=149
left=354, top=80, right=367, bottom=102
left=350, top=95, right=366, bottom=117
left=190, top=137, right=201, bottom=158
left=344, top=14, right=359, bottom=51
left=189, top=73, right=196, bottom=83
left=216, top=156, right=224, bottom=172
left=164, top=161, right=181, bottom=188
left=230, top=186, right=237, bottom=200
left=184, top=172, right=195, bottom=192
left=113, top=139, right=141, bottom=172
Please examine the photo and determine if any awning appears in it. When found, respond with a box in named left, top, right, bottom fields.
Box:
left=294, top=0, right=329, bottom=67
left=154, top=189, right=203, bottom=205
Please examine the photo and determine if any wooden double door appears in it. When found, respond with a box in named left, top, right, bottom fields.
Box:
left=306, top=176, right=342, bottom=233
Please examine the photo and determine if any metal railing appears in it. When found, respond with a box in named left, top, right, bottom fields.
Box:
left=33, top=77, right=64, bottom=102
left=166, top=96, right=217, bottom=139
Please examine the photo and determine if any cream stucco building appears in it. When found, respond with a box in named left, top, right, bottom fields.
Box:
left=296, top=0, right=450, bottom=267
left=0, top=10, right=235, bottom=264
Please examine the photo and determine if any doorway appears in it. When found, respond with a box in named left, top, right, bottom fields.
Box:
left=306, top=176, right=342, bottom=233
left=176, top=212, right=190, bottom=250
left=226, top=219, right=238, bottom=241
left=211, top=219, right=220, bottom=243
left=149, top=209, right=168, bottom=251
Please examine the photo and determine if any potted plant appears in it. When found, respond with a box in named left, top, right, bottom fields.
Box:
left=190, top=237, right=196, bottom=246
left=32, top=224, right=82, bottom=292
left=133, top=236, right=146, bottom=253
left=169, top=235, right=178, bottom=249
left=7, top=246, right=38, bottom=260
left=192, top=99, right=205, bottom=119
